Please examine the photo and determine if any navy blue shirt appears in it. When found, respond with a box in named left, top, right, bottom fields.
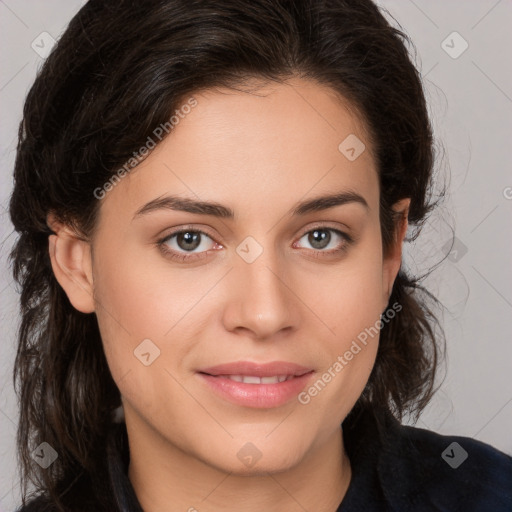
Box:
left=338, top=408, right=512, bottom=511
left=17, top=408, right=512, bottom=511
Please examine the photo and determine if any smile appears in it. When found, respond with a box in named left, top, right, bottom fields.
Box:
left=197, top=363, right=315, bottom=408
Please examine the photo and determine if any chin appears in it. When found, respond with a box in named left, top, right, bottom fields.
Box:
left=198, top=437, right=308, bottom=476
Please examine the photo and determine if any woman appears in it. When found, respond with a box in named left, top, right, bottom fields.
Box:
left=9, top=0, right=512, bottom=510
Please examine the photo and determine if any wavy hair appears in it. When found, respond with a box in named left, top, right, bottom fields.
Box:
left=9, top=0, right=446, bottom=509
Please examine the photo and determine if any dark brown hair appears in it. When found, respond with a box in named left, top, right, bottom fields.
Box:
left=9, top=0, right=446, bottom=509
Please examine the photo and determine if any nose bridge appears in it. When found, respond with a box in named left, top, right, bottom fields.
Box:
left=223, top=235, right=298, bottom=338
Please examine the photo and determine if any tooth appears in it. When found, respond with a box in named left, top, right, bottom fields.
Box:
left=261, top=376, right=279, bottom=384
left=242, top=376, right=262, bottom=384
left=223, top=375, right=294, bottom=384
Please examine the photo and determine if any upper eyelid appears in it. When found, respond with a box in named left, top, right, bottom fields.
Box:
left=297, top=221, right=351, bottom=236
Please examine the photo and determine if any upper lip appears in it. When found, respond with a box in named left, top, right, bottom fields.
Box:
left=198, top=361, right=314, bottom=377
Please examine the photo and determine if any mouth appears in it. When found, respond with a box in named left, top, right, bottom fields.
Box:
left=196, top=361, right=315, bottom=408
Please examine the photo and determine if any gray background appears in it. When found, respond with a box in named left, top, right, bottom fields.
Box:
left=1, top=0, right=511, bottom=509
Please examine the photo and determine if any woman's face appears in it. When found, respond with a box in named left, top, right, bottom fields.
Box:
left=59, top=78, right=408, bottom=475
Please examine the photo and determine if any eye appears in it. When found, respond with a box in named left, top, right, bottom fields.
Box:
left=294, top=227, right=353, bottom=256
left=158, top=228, right=220, bottom=262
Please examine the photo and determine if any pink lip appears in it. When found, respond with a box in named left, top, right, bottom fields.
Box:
left=197, top=361, right=315, bottom=408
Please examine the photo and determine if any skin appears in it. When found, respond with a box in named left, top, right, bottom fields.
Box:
left=48, top=77, right=409, bottom=512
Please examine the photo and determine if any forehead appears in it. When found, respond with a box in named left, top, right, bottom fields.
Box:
left=99, top=78, right=379, bottom=223
left=167, top=78, right=374, bottom=166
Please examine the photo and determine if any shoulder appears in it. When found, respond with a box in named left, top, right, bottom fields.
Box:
left=380, top=420, right=512, bottom=511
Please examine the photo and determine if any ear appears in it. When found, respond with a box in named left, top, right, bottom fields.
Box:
left=47, top=213, right=95, bottom=313
left=381, top=198, right=410, bottom=312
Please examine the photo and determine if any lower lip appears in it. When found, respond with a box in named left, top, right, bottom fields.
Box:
left=198, top=372, right=315, bottom=408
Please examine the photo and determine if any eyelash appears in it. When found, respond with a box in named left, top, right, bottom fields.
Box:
left=157, top=225, right=354, bottom=263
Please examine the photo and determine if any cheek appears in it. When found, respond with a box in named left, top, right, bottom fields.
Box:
left=90, top=244, right=218, bottom=401
left=92, top=240, right=201, bottom=340
left=301, top=237, right=384, bottom=417
left=90, top=244, right=171, bottom=391
left=318, top=242, right=384, bottom=340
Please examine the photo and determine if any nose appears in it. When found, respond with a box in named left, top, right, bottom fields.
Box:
left=221, top=248, right=300, bottom=340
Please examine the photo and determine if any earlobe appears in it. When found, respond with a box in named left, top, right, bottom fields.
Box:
left=47, top=215, right=95, bottom=314
left=381, top=198, right=410, bottom=309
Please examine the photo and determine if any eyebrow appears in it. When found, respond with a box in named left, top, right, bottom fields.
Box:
left=133, top=190, right=369, bottom=220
